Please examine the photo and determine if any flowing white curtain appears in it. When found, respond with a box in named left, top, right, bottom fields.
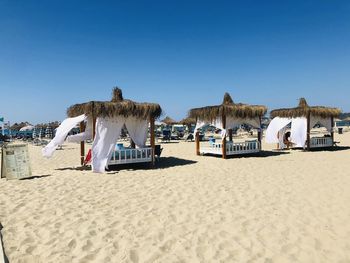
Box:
left=42, top=114, right=87, bottom=158
left=212, top=117, right=226, bottom=138
left=125, top=117, right=148, bottom=148
left=193, top=119, right=207, bottom=135
left=66, top=118, right=93, bottom=143
left=310, top=116, right=332, bottom=132
left=291, top=117, right=307, bottom=147
left=265, top=117, right=292, bottom=144
left=193, top=118, right=226, bottom=138
left=92, top=117, right=125, bottom=173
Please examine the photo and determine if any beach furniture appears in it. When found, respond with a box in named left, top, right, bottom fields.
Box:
left=161, top=129, right=171, bottom=142
left=266, top=98, right=341, bottom=150
left=42, top=87, right=162, bottom=172
left=189, top=92, right=267, bottom=158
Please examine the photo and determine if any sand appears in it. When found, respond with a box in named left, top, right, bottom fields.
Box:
left=1, top=132, right=350, bottom=262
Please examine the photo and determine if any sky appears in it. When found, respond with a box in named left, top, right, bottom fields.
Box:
left=0, top=0, right=349, bottom=124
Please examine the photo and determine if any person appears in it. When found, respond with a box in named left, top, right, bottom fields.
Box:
left=283, top=131, right=292, bottom=149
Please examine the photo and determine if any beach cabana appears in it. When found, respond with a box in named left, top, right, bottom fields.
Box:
left=180, top=117, right=196, bottom=128
left=42, top=87, right=162, bottom=172
left=19, top=125, right=34, bottom=131
left=189, top=93, right=267, bottom=158
left=161, top=116, right=177, bottom=125
left=266, top=98, right=341, bottom=150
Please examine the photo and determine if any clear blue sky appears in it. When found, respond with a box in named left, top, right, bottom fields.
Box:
left=1, top=0, right=349, bottom=124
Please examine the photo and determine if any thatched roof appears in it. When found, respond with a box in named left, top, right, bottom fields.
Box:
left=270, top=98, right=341, bottom=119
left=67, top=87, right=162, bottom=119
left=161, top=116, right=177, bottom=125
left=189, top=92, right=267, bottom=121
left=180, top=117, right=196, bottom=126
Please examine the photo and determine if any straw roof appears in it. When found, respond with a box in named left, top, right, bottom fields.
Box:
left=180, top=117, right=196, bottom=126
left=161, top=116, right=177, bottom=125
left=270, top=98, right=341, bottom=119
left=19, top=125, right=34, bottom=131
left=189, top=92, right=267, bottom=121
left=67, top=87, right=162, bottom=119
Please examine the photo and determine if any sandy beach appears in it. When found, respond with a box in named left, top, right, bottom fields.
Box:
left=1, top=132, right=350, bottom=262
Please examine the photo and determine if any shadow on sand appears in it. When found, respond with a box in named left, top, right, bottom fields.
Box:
left=20, top=174, right=52, bottom=180
left=108, top=157, right=197, bottom=171
left=54, top=157, right=197, bottom=172
left=307, top=146, right=350, bottom=152
left=203, top=150, right=290, bottom=159
left=55, top=166, right=92, bottom=171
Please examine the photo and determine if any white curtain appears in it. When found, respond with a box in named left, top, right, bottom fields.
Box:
left=66, top=118, right=93, bottom=143
left=42, top=114, right=87, bottom=158
left=193, top=118, right=227, bottom=138
left=193, top=119, right=207, bottom=135
left=291, top=117, right=307, bottom=147
left=125, top=117, right=148, bottom=148
left=212, top=117, right=226, bottom=138
left=265, top=117, right=292, bottom=144
left=310, top=116, right=332, bottom=132
left=92, top=117, right=125, bottom=173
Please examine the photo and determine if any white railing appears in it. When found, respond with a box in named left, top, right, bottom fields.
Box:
left=226, top=140, right=260, bottom=155
left=201, top=140, right=260, bottom=156
left=108, top=147, right=153, bottom=165
left=310, top=137, right=333, bottom=148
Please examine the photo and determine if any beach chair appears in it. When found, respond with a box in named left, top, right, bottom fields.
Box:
left=154, top=144, right=163, bottom=162
left=162, top=130, right=171, bottom=142
left=185, top=133, right=194, bottom=141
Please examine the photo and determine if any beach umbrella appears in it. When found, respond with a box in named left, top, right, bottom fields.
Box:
left=180, top=117, right=196, bottom=126
left=161, top=116, right=177, bottom=125
left=19, top=125, right=34, bottom=131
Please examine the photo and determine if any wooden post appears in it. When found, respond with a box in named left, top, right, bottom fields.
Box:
left=222, top=113, right=227, bottom=159
left=92, top=102, right=96, bottom=139
left=150, top=117, right=155, bottom=166
left=79, top=121, right=85, bottom=165
left=92, top=117, right=96, bottom=139
left=228, top=129, right=233, bottom=142
left=195, top=117, right=200, bottom=155
left=195, top=131, right=200, bottom=155
left=331, top=116, right=334, bottom=146
left=306, top=112, right=311, bottom=151
left=258, top=116, right=262, bottom=150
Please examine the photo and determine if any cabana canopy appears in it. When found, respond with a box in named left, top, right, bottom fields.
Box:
left=189, top=92, right=267, bottom=159
left=161, top=116, right=177, bottom=125
left=67, top=88, right=162, bottom=119
left=267, top=98, right=340, bottom=150
left=43, top=87, right=162, bottom=173
left=189, top=93, right=267, bottom=121
left=270, top=98, right=340, bottom=119
left=180, top=117, right=196, bottom=126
